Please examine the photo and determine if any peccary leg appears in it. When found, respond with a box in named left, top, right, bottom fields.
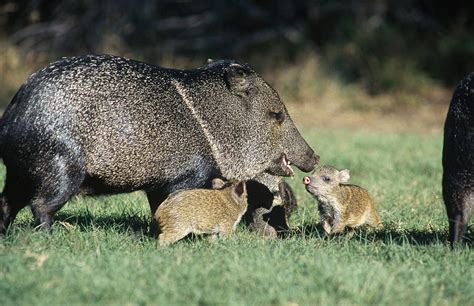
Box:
left=445, top=186, right=473, bottom=247
left=209, top=233, right=219, bottom=241
left=0, top=177, right=31, bottom=233
left=30, top=155, right=85, bottom=232
left=367, top=210, right=383, bottom=228
left=218, top=223, right=234, bottom=238
left=331, top=223, right=346, bottom=234
left=347, top=228, right=355, bottom=239
left=158, top=229, right=189, bottom=246
left=146, top=191, right=168, bottom=216
left=146, top=191, right=169, bottom=237
left=0, top=167, right=47, bottom=233
left=448, top=192, right=473, bottom=246
left=0, top=196, right=10, bottom=234
left=30, top=187, right=83, bottom=232
left=449, top=214, right=466, bottom=246
left=322, top=220, right=332, bottom=235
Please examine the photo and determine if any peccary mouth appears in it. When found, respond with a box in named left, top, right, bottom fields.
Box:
left=304, top=184, right=317, bottom=195
left=303, top=183, right=323, bottom=198
left=267, top=153, right=316, bottom=177
left=281, top=154, right=295, bottom=176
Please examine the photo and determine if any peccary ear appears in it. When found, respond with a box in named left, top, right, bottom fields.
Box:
left=233, top=181, right=247, bottom=199
left=224, top=64, right=255, bottom=96
left=339, top=169, right=350, bottom=183
left=212, top=178, right=226, bottom=189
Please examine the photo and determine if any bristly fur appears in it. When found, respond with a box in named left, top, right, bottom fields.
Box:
left=304, top=165, right=382, bottom=235
left=156, top=180, right=248, bottom=246
left=442, top=71, right=474, bottom=247
left=0, top=54, right=317, bottom=232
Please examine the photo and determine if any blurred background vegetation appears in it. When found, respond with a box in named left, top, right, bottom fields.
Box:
left=0, top=0, right=473, bottom=131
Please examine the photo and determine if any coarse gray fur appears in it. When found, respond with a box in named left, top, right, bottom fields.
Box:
left=442, top=71, right=474, bottom=247
left=0, top=54, right=318, bottom=232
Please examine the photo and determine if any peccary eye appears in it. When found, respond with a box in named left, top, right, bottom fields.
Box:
left=270, top=111, right=285, bottom=124
left=322, top=176, right=331, bottom=183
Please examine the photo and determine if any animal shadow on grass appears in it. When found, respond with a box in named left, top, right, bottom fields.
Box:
left=290, top=222, right=473, bottom=246
left=53, top=210, right=154, bottom=238
left=53, top=211, right=208, bottom=244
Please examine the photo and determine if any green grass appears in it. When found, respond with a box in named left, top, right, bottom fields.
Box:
left=0, top=129, right=472, bottom=306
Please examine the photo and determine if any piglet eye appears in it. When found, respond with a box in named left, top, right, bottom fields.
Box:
left=322, top=176, right=331, bottom=183
left=270, top=111, right=285, bottom=124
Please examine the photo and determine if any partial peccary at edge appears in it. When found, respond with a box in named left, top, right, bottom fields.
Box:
left=442, top=72, right=474, bottom=247
left=0, top=54, right=318, bottom=232
left=156, top=178, right=247, bottom=246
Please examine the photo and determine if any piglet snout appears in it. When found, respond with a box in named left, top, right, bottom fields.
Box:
left=303, top=176, right=311, bottom=185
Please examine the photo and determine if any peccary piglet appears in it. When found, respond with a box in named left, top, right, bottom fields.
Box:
left=303, top=165, right=381, bottom=236
left=245, top=173, right=298, bottom=237
left=443, top=71, right=474, bottom=247
left=248, top=207, right=278, bottom=238
left=155, top=179, right=247, bottom=246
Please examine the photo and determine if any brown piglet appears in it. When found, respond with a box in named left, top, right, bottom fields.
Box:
left=303, top=165, right=382, bottom=236
left=155, top=179, right=247, bottom=246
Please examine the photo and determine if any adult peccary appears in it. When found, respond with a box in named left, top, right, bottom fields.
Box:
left=0, top=54, right=318, bottom=233
left=442, top=72, right=474, bottom=246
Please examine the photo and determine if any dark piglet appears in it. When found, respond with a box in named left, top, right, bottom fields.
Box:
left=245, top=175, right=298, bottom=237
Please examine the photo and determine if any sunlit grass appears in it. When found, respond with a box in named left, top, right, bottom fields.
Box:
left=0, top=129, right=472, bottom=306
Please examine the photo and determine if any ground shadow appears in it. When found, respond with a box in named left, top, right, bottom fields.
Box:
left=8, top=210, right=473, bottom=247
left=53, top=211, right=153, bottom=237
left=289, top=222, right=473, bottom=247
left=52, top=212, right=208, bottom=244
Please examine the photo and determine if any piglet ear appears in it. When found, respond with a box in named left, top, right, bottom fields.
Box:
left=233, top=181, right=247, bottom=198
left=212, top=178, right=226, bottom=189
left=339, top=169, right=350, bottom=183
left=224, top=63, right=254, bottom=95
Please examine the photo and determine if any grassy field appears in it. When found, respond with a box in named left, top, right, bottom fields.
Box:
left=0, top=128, right=472, bottom=306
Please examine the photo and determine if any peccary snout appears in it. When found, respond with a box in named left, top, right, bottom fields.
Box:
left=284, top=130, right=319, bottom=174
left=294, top=151, right=319, bottom=173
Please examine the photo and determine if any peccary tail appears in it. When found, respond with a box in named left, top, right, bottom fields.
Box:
left=0, top=90, right=17, bottom=161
